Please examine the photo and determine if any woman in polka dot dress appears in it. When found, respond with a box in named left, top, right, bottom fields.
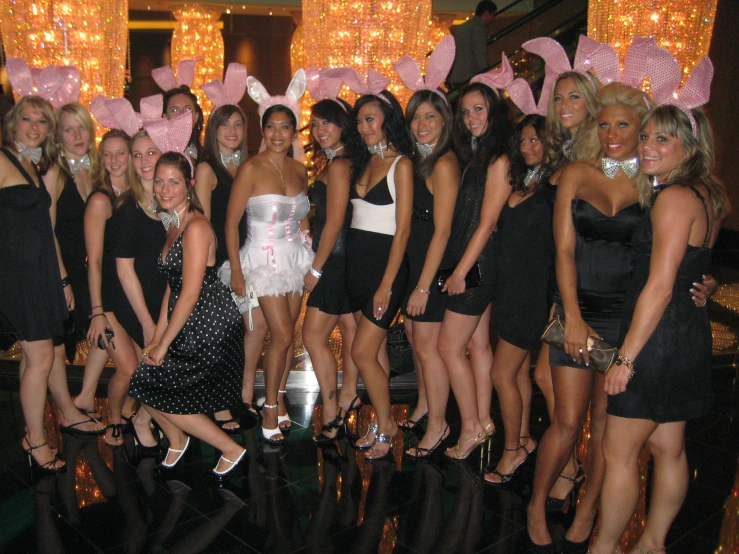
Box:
left=129, top=151, right=246, bottom=479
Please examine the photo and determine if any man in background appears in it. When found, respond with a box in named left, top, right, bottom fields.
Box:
left=448, top=1, right=497, bottom=89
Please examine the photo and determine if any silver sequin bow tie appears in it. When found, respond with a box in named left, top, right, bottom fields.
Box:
left=16, top=142, right=42, bottom=164
left=68, top=154, right=91, bottom=176
left=524, top=166, right=542, bottom=186
left=601, top=156, right=639, bottom=179
left=416, top=143, right=436, bottom=158
left=220, top=150, right=242, bottom=168
left=324, top=146, right=344, bottom=162
left=159, top=207, right=185, bottom=231
left=186, top=144, right=198, bottom=160
left=367, top=143, right=387, bottom=159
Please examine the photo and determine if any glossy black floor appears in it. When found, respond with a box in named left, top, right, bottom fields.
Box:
left=0, top=372, right=736, bottom=554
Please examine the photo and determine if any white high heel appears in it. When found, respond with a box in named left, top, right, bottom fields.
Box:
left=261, top=403, right=285, bottom=445
left=277, top=390, right=291, bottom=433
left=211, top=448, right=248, bottom=480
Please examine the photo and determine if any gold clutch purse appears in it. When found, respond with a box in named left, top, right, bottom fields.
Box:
left=541, top=315, right=618, bottom=374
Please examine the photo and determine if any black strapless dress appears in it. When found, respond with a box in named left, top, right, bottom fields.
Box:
left=493, top=185, right=555, bottom=349
left=0, top=148, right=68, bottom=343
left=306, top=178, right=352, bottom=315
left=550, top=198, right=645, bottom=370
left=403, top=176, right=448, bottom=322
left=206, top=160, right=247, bottom=268
left=608, top=184, right=713, bottom=422
left=442, top=166, right=496, bottom=317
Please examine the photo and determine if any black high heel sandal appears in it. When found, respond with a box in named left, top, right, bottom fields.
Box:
left=561, top=519, right=596, bottom=554
left=483, top=444, right=530, bottom=486
left=405, top=424, right=450, bottom=460
left=314, top=410, right=345, bottom=447
left=546, top=462, right=585, bottom=513
left=22, top=438, right=66, bottom=475
left=398, top=412, right=428, bottom=432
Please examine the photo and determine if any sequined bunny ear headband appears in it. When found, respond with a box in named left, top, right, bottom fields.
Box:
left=393, top=35, right=455, bottom=105
left=470, top=52, right=516, bottom=96
left=323, top=67, right=391, bottom=104
left=247, top=69, right=307, bottom=161
left=644, top=42, right=713, bottom=137
left=200, top=63, right=248, bottom=108
left=152, top=59, right=200, bottom=91
left=305, top=68, right=346, bottom=111
left=6, top=57, right=81, bottom=108
left=91, top=94, right=164, bottom=137
left=144, top=112, right=195, bottom=171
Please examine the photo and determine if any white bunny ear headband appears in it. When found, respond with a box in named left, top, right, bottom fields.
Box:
left=247, top=70, right=307, bottom=162
left=247, top=69, right=307, bottom=125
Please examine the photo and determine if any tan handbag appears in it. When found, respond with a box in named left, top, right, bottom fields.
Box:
left=541, top=315, right=618, bottom=374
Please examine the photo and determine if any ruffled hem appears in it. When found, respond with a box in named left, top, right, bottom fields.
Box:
left=218, top=242, right=314, bottom=297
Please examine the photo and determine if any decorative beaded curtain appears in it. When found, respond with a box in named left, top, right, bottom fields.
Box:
left=0, top=0, right=128, bottom=106
left=170, top=4, right=224, bottom=125
left=588, top=0, right=718, bottom=80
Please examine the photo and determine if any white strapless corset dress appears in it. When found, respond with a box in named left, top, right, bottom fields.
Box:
left=218, top=192, right=314, bottom=297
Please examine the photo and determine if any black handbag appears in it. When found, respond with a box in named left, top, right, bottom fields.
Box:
left=541, top=315, right=618, bottom=374
left=435, top=262, right=483, bottom=294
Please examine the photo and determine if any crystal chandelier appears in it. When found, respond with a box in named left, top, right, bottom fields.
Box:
left=170, top=4, right=224, bottom=124
left=0, top=0, right=128, bottom=106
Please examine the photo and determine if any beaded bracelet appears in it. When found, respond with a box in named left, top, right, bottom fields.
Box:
left=415, top=286, right=430, bottom=294
left=309, top=267, right=322, bottom=279
left=615, top=349, right=636, bottom=381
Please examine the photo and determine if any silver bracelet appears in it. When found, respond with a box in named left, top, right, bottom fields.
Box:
left=309, top=267, right=322, bottom=279
left=415, top=286, right=430, bottom=294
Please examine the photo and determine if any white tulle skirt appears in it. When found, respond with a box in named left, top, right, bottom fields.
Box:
left=218, top=236, right=315, bottom=298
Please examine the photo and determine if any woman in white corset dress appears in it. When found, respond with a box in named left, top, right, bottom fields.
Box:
left=220, top=104, right=313, bottom=445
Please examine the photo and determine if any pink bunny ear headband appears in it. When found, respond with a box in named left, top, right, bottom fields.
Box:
left=305, top=68, right=347, bottom=111
left=152, top=59, right=200, bottom=92
left=643, top=42, right=713, bottom=137
left=91, top=94, right=164, bottom=137
left=393, top=35, right=456, bottom=105
left=144, top=112, right=196, bottom=173
left=323, top=67, right=392, bottom=104
left=470, top=52, right=516, bottom=96
left=6, top=57, right=81, bottom=108
left=200, top=63, right=248, bottom=108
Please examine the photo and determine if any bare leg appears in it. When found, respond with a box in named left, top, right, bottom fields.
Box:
left=18, top=339, right=64, bottom=470
left=590, top=415, right=655, bottom=553
left=241, top=308, right=267, bottom=415
left=337, top=313, right=359, bottom=412
left=468, top=304, right=495, bottom=433
left=518, top=353, right=535, bottom=450
left=400, top=318, right=428, bottom=427
left=527, top=364, right=593, bottom=546
left=438, top=310, right=486, bottom=456
left=104, top=313, right=141, bottom=446
left=486, top=339, right=529, bottom=482
left=259, top=294, right=299, bottom=442
left=48, top=345, right=104, bottom=432
left=565, top=373, right=608, bottom=542
left=148, top=408, right=245, bottom=472
left=303, top=307, right=342, bottom=436
left=73, top=345, right=110, bottom=416
left=276, top=293, right=302, bottom=428
left=406, top=320, right=450, bottom=453
left=352, top=316, right=398, bottom=458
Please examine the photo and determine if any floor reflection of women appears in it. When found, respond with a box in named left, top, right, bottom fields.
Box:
left=397, top=462, right=445, bottom=553
left=433, top=463, right=485, bottom=553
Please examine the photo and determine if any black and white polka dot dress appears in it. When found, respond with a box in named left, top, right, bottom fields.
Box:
left=129, top=232, right=244, bottom=415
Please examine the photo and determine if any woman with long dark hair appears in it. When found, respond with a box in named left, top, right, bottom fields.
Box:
left=220, top=71, right=313, bottom=446
left=400, top=88, right=459, bottom=458
left=485, top=114, right=552, bottom=483
left=162, top=86, right=204, bottom=161
left=302, top=96, right=362, bottom=446
left=438, top=80, right=512, bottom=460
left=194, top=102, right=248, bottom=433
left=341, top=78, right=414, bottom=460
